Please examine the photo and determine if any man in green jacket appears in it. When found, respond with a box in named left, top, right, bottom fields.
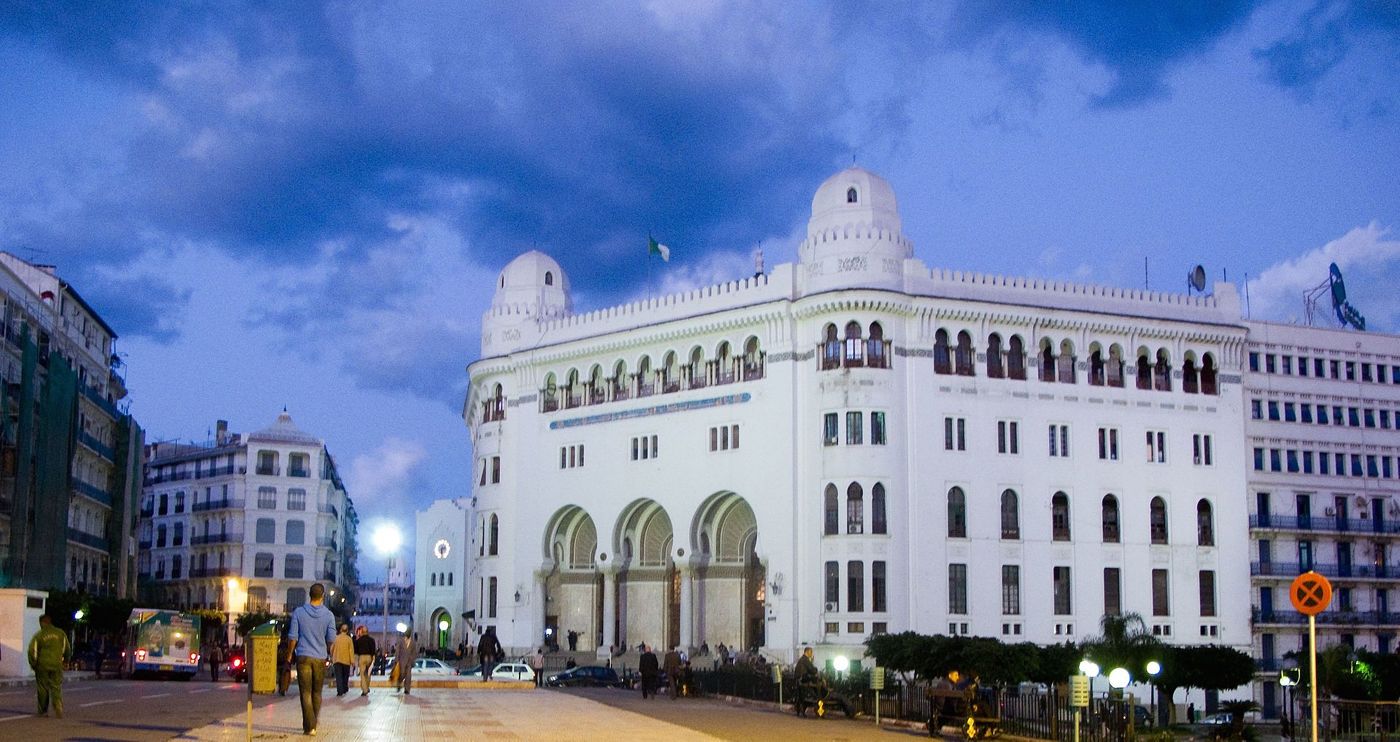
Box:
left=28, top=614, right=71, bottom=717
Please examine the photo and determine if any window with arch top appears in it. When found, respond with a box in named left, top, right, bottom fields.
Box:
left=1051, top=492, right=1070, bottom=541
left=847, top=187, right=858, bottom=203
left=846, top=483, right=864, bottom=534
left=1150, top=497, right=1169, bottom=544
left=948, top=487, right=967, bottom=538
left=1102, top=494, right=1120, bottom=542
left=1000, top=489, right=1019, bottom=539
left=1197, top=499, right=1214, bottom=546
left=824, top=484, right=839, bottom=535
left=872, top=483, right=888, bottom=535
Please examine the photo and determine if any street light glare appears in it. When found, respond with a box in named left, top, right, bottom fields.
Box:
left=438, top=619, right=449, bottom=631
left=833, top=656, right=850, bottom=672
left=1108, top=667, right=1131, bottom=689
left=73, top=609, right=84, bottom=620
left=372, top=523, right=403, bottom=555
left=1146, top=660, right=1161, bottom=675
left=395, top=622, right=409, bottom=633
left=1079, top=660, right=1100, bottom=677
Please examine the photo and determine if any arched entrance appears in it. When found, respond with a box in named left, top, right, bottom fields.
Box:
left=543, top=506, right=600, bottom=651
left=614, top=499, right=675, bottom=651
left=692, top=493, right=764, bottom=652
left=430, top=607, right=452, bottom=651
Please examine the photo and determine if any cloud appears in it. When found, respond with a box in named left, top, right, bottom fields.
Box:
left=346, top=437, right=429, bottom=510
left=1253, top=0, right=1400, bottom=100
left=947, top=1, right=1261, bottom=108
left=1247, top=222, right=1400, bottom=331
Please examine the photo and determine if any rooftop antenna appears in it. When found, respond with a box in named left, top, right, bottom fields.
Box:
left=1186, top=264, right=1206, bottom=295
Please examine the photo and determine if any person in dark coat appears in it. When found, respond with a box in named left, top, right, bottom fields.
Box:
left=663, top=647, right=683, bottom=699
left=477, top=627, right=503, bottom=681
left=638, top=645, right=659, bottom=699
left=794, top=646, right=819, bottom=717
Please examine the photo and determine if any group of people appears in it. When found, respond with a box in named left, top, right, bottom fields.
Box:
left=636, top=644, right=693, bottom=699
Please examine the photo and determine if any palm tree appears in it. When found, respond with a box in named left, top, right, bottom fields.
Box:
left=1084, top=612, right=1161, bottom=676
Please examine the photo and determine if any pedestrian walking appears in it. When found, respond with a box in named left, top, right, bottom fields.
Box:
left=28, top=614, right=70, bottom=718
left=477, top=627, right=503, bottom=682
left=530, top=647, right=545, bottom=688
left=567, top=629, right=578, bottom=652
left=207, top=642, right=222, bottom=682
left=287, top=582, right=337, bottom=736
left=331, top=624, right=354, bottom=697
left=638, top=645, right=659, bottom=699
left=663, top=646, right=683, bottom=699
left=353, top=626, right=377, bottom=696
left=395, top=631, right=419, bottom=695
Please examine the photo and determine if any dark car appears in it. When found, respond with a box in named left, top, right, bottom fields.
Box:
left=546, top=665, right=622, bottom=688
left=226, top=648, right=248, bottom=682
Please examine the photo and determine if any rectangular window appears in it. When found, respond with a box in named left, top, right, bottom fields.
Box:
left=488, top=577, right=497, bottom=618
left=1104, top=567, right=1122, bottom=616
left=1254, top=447, right=1265, bottom=471
left=871, top=412, right=887, bottom=445
left=255, top=518, right=275, bottom=543
left=948, top=563, right=968, bottom=615
left=1287, top=449, right=1299, bottom=473
left=491, top=456, right=501, bottom=483
left=1249, top=352, right=1260, bottom=372
left=1270, top=448, right=1282, bottom=471
left=254, top=553, right=273, bottom=578
left=1303, top=451, right=1314, bottom=474
left=1316, top=358, right=1326, bottom=377
left=1318, top=404, right=1329, bottom=424
left=1251, top=399, right=1262, bottom=420
left=1363, top=363, right=1374, bottom=382
left=1346, top=361, right=1356, bottom=381
left=1098, top=427, right=1119, bottom=460
left=1334, top=406, right=1345, bottom=425
left=823, top=413, right=839, bottom=445
left=1302, top=405, right=1314, bottom=423
left=1320, top=452, right=1331, bottom=475
left=1284, top=402, right=1297, bottom=422
left=944, top=417, right=966, bottom=451
left=848, top=561, right=864, bottom=612
left=731, top=424, right=739, bottom=449
left=1266, top=354, right=1276, bottom=373
left=1146, top=430, right=1166, bottom=463
left=872, top=561, right=887, bottom=613
left=1331, top=360, right=1340, bottom=379
left=846, top=411, right=863, bottom=445
left=1282, top=356, right=1293, bottom=374
left=257, top=487, right=276, bottom=509
left=1053, top=566, right=1072, bottom=615
left=824, top=561, right=839, bottom=605
left=1152, top=568, right=1170, bottom=616
left=1192, top=434, right=1213, bottom=466
left=1268, top=401, right=1280, bottom=420
left=1299, top=356, right=1309, bottom=376
left=998, top=420, right=1020, bottom=454
left=1001, top=565, right=1020, bottom=615
left=1199, top=570, right=1216, bottom=617
left=1048, top=424, right=1069, bottom=457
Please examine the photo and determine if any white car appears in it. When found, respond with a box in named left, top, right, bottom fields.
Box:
left=384, top=657, right=459, bottom=677
left=457, top=661, right=535, bottom=682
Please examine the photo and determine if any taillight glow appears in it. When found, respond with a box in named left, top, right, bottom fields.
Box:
left=191, top=653, right=200, bottom=664
left=232, top=658, right=243, bottom=668
left=135, top=649, right=147, bottom=661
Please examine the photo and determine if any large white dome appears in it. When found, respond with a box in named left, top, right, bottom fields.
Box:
left=490, top=250, right=571, bottom=317
left=808, top=166, right=902, bottom=236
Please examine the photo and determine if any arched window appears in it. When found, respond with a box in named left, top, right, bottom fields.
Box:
left=844, top=321, right=865, bottom=367
left=872, top=483, right=887, bottom=535
left=1150, top=497, right=1169, bottom=544
left=1197, top=499, right=1214, bottom=546
left=1201, top=353, right=1218, bottom=395
left=1107, top=345, right=1125, bottom=387
left=545, top=271, right=554, bottom=286
left=821, top=324, right=841, bottom=370
left=1008, top=335, right=1027, bottom=380
left=489, top=514, right=499, bottom=556
left=1000, top=489, right=1019, bottom=539
left=1058, top=340, right=1076, bottom=383
left=955, top=331, right=975, bottom=376
left=1136, top=350, right=1152, bottom=390
left=1102, top=495, right=1120, bottom=543
left=611, top=360, right=629, bottom=400
left=948, top=487, right=967, bottom=538
left=566, top=368, right=582, bottom=408
left=933, top=329, right=952, bottom=374
left=1089, top=346, right=1105, bottom=386
left=1051, top=492, right=1070, bottom=541
left=824, top=484, right=838, bottom=536
left=687, top=347, right=706, bottom=388
left=743, top=336, right=765, bottom=380
left=541, top=372, right=559, bottom=412
left=1154, top=349, right=1172, bottom=392
left=662, top=351, right=680, bottom=392
left=636, top=356, right=654, bottom=396
left=987, top=333, right=1005, bottom=378
left=1039, top=339, right=1056, bottom=382
left=714, top=341, right=735, bottom=384
left=867, top=322, right=888, bottom=369
left=847, top=187, right=858, bottom=203
left=1182, top=353, right=1199, bottom=394
left=846, top=483, right=864, bottom=534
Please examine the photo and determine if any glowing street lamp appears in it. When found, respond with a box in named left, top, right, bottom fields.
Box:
left=833, top=655, right=850, bottom=679
left=1108, top=667, right=1131, bottom=690
left=1079, top=659, right=1100, bottom=678
left=1146, top=661, right=1162, bottom=726
left=372, top=523, right=403, bottom=648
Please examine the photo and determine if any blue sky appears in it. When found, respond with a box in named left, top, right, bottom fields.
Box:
left=2, top=1, right=1398, bottom=578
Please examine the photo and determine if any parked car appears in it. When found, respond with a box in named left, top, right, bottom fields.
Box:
left=457, top=661, right=535, bottom=682
left=409, top=658, right=458, bottom=676
left=1131, top=705, right=1152, bottom=729
left=546, top=665, right=622, bottom=688
left=1199, top=712, right=1233, bottom=726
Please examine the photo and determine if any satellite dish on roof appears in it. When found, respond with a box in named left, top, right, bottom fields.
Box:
left=1187, top=265, right=1206, bottom=293
left=1329, top=263, right=1347, bottom=307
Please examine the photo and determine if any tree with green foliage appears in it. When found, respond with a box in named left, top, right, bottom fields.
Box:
left=1030, top=642, right=1082, bottom=685
left=1155, top=644, right=1255, bottom=724
left=1081, top=612, right=1163, bottom=680
left=236, top=610, right=284, bottom=638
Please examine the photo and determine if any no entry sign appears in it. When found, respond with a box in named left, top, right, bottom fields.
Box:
left=1290, top=571, right=1333, bottom=616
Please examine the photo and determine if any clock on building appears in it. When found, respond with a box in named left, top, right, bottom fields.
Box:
left=433, top=539, right=451, bottom=559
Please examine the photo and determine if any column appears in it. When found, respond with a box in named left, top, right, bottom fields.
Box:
left=678, top=565, right=694, bottom=651
left=601, top=568, right=618, bottom=654
left=533, top=569, right=549, bottom=650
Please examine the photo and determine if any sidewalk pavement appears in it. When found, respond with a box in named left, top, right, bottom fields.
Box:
left=0, top=670, right=95, bottom=688
left=178, top=686, right=722, bottom=741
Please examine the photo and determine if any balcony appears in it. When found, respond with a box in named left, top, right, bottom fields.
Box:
left=73, top=480, right=113, bottom=506
left=1251, top=514, right=1400, bottom=536
left=190, top=532, right=244, bottom=546
left=82, top=384, right=121, bottom=419
left=255, top=465, right=280, bottom=476
left=1251, top=561, right=1400, bottom=580
left=78, top=431, right=115, bottom=462
left=189, top=567, right=238, bottom=579
left=1254, top=608, right=1400, bottom=626
left=318, top=503, right=339, bottom=518
left=198, top=465, right=237, bottom=479
left=288, top=467, right=311, bottom=478
left=67, top=528, right=109, bottom=551
left=192, top=498, right=245, bottom=513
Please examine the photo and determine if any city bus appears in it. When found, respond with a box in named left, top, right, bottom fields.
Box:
left=122, top=608, right=202, bottom=679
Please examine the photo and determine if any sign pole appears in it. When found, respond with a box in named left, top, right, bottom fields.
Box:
left=1309, top=614, right=1318, bottom=742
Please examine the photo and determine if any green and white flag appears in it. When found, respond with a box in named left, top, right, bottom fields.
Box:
left=648, top=235, right=671, bottom=262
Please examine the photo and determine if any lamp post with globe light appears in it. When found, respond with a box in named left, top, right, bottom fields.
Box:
left=1080, top=661, right=1100, bottom=730
left=1146, top=660, right=1161, bottom=727
left=372, top=524, right=403, bottom=649
left=1108, top=668, right=1131, bottom=741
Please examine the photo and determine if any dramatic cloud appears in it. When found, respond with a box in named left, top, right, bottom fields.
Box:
left=1253, top=0, right=1400, bottom=100
left=346, top=437, right=430, bottom=510
left=1247, top=223, right=1400, bottom=331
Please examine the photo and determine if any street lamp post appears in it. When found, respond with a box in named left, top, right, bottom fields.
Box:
left=1108, top=668, right=1131, bottom=742
left=372, top=524, right=403, bottom=651
left=1146, top=660, right=1162, bottom=727
left=1280, top=670, right=1297, bottom=738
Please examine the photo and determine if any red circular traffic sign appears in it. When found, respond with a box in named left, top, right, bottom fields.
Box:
left=1290, top=571, right=1333, bottom=616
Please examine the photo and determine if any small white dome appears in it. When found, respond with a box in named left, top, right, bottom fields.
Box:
left=808, top=166, right=901, bottom=236
left=490, top=250, right=571, bottom=317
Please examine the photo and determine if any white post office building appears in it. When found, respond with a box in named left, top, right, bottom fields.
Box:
left=464, top=166, right=1252, bottom=666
